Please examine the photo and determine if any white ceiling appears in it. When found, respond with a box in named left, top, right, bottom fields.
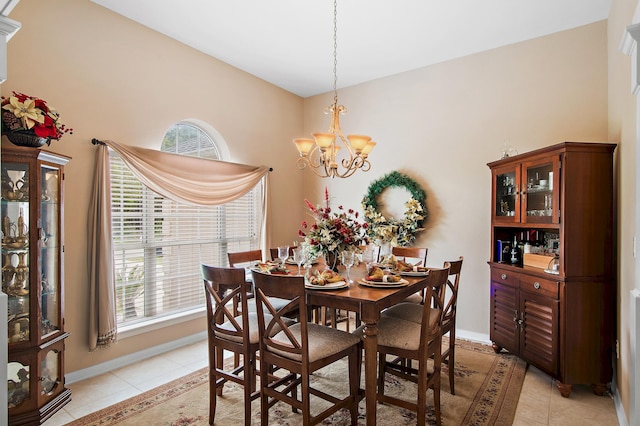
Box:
left=91, top=0, right=611, bottom=98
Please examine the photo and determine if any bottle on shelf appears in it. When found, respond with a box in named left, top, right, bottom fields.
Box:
left=510, top=235, right=522, bottom=265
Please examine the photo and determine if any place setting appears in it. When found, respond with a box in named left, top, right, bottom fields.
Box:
left=304, top=249, right=355, bottom=290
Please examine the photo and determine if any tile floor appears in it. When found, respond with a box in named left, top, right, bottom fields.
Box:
left=42, top=338, right=620, bottom=425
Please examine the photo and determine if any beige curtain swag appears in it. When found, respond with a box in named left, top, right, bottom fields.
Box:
left=88, top=139, right=271, bottom=350
left=103, top=139, right=271, bottom=205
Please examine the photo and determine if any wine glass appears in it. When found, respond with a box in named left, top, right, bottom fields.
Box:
left=341, top=250, right=355, bottom=284
left=362, top=244, right=376, bottom=275
left=277, top=245, right=290, bottom=266
left=292, top=246, right=304, bottom=275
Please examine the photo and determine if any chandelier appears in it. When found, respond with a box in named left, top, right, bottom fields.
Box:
left=293, top=0, right=376, bottom=179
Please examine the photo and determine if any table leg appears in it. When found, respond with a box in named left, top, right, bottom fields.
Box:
left=363, top=321, right=378, bottom=426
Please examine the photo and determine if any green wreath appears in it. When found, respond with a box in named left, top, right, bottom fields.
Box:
left=362, top=171, right=427, bottom=247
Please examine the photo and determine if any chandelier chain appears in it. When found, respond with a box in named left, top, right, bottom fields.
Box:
left=333, top=0, right=338, bottom=105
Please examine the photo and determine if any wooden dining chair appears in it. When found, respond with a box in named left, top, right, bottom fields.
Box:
left=228, top=248, right=294, bottom=317
left=251, top=270, right=362, bottom=425
left=381, top=257, right=464, bottom=394
left=392, top=246, right=428, bottom=304
left=356, top=265, right=449, bottom=425
left=201, top=264, right=259, bottom=426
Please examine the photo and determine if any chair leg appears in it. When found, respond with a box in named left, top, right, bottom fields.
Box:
left=302, top=372, right=311, bottom=425
left=377, top=352, right=386, bottom=396
left=434, top=376, right=442, bottom=426
left=348, top=346, right=362, bottom=425
left=215, top=346, right=224, bottom=396
left=243, top=365, right=252, bottom=426
left=416, top=358, right=427, bottom=425
left=209, top=351, right=217, bottom=425
left=433, top=344, right=442, bottom=426
left=449, top=331, right=456, bottom=395
left=260, top=359, right=270, bottom=426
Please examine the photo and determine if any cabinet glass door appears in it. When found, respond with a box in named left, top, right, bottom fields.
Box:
left=39, top=165, right=61, bottom=338
left=2, top=162, right=31, bottom=344
left=39, top=347, right=61, bottom=396
left=522, top=158, right=559, bottom=224
left=493, top=164, right=521, bottom=223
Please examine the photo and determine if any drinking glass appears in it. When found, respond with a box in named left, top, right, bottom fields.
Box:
left=292, top=246, right=304, bottom=275
left=362, top=244, right=376, bottom=275
left=277, top=245, right=290, bottom=266
left=341, top=250, right=355, bottom=283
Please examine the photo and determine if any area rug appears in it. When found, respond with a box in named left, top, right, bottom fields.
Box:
left=68, top=340, right=526, bottom=425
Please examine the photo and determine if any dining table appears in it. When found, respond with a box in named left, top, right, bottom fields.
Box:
left=288, top=261, right=431, bottom=426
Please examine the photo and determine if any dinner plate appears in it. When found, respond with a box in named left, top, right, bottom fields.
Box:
left=396, top=270, right=429, bottom=277
left=305, top=280, right=348, bottom=290
left=358, top=278, right=410, bottom=288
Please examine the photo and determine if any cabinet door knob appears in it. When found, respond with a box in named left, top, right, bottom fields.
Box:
left=533, top=281, right=541, bottom=289
left=501, top=274, right=507, bottom=280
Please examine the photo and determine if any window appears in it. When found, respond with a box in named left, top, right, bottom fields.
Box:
left=111, top=122, right=262, bottom=327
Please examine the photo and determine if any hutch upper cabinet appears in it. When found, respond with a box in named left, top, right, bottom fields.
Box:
left=487, top=142, right=616, bottom=398
left=2, top=143, right=71, bottom=425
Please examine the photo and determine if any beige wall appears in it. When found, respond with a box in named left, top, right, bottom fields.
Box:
left=3, top=0, right=304, bottom=372
left=4, top=1, right=630, bottom=419
left=609, top=0, right=639, bottom=422
left=303, top=21, right=609, bottom=338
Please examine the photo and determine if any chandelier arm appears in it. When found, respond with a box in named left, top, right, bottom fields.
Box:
left=341, top=154, right=364, bottom=171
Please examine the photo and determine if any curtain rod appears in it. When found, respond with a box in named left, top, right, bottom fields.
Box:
left=90, top=138, right=273, bottom=172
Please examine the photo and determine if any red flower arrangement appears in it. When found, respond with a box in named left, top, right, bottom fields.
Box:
left=1, top=92, right=73, bottom=144
left=298, top=188, right=369, bottom=262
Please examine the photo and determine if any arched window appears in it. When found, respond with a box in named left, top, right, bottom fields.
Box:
left=161, top=121, right=220, bottom=159
left=110, top=122, right=262, bottom=329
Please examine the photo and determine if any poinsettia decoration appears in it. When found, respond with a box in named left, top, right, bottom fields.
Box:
left=1, top=92, right=73, bottom=143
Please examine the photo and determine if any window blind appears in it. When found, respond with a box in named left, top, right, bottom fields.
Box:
left=109, top=152, right=261, bottom=326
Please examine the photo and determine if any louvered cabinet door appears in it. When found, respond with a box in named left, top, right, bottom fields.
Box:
left=489, top=281, right=519, bottom=355
left=519, top=290, right=559, bottom=376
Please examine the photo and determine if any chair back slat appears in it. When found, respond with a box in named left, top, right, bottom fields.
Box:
left=391, top=246, right=428, bottom=265
left=228, top=249, right=263, bottom=268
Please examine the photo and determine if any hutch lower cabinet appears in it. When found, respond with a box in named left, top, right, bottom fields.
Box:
left=3, top=143, right=71, bottom=424
left=487, top=142, right=616, bottom=397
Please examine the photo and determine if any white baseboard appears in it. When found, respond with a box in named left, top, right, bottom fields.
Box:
left=613, top=373, right=628, bottom=426
left=65, top=331, right=207, bottom=384
left=456, top=329, right=491, bottom=346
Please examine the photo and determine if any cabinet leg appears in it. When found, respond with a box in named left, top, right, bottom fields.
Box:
left=556, top=382, right=572, bottom=397
left=591, top=384, right=608, bottom=396
left=491, top=342, right=502, bottom=354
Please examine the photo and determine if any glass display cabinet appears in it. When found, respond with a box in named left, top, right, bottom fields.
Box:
left=492, top=156, right=559, bottom=224
left=487, top=142, right=616, bottom=398
left=2, top=143, right=71, bottom=425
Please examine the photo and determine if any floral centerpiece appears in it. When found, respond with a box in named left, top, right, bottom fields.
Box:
left=298, top=188, right=369, bottom=271
left=1, top=92, right=72, bottom=147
